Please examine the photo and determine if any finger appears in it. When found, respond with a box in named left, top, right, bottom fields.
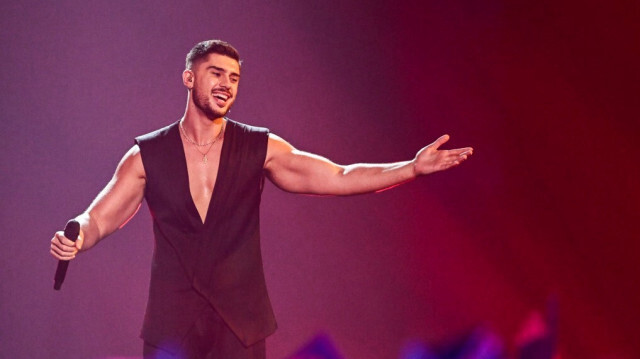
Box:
left=51, top=240, right=78, bottom=256
left=55, top=231, right=77, bottom=247
left=443, top=152, right=468, bottom=162
left=50, top=245, right=76, bottom=260
left=430, top=134, right=450, bottom=150
left=51, top=249, right=75, bottom=261
left=52, top=233, right=79, bottom=254
left=449, top=147, right=473, bottom=156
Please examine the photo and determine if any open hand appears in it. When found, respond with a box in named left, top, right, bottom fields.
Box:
left=413, top=134, right=473, bottom=175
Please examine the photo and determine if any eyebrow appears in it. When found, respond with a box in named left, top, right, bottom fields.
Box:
left=207, top=65, right=240, bottom=78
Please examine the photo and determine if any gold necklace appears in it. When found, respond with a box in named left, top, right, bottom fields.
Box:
left=179, top=121, right=225, bottom=164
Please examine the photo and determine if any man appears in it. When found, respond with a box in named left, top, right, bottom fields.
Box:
left=50, top=40, right=473, bottom=359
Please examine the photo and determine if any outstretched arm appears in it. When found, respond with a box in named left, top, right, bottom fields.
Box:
left=50, top=145, right=146, bottom=260
left=264, top=133, right=472, bottom=196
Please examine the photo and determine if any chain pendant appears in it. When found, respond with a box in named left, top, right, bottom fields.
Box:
left=179, top=120, right=225, bottom=166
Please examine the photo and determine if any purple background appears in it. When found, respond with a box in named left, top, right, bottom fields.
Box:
left=1, top=1, right=638, bottom=358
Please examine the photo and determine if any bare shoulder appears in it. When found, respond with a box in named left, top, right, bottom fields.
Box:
left=116, top=145, right=146, bottom=180
left=265, top=133, right=295, bottom=169
left=267, top=133, right=292, bottom=149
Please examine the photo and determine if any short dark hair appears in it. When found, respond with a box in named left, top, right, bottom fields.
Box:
left=185, top=40, right=241, bottom=69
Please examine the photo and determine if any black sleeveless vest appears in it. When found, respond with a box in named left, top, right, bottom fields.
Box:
left=134, top=119, right=276, bottom=349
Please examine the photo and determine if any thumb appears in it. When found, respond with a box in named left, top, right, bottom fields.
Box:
left=75, top=230, right=84, bottom=251
left=430, top=134, right=450, bottom=150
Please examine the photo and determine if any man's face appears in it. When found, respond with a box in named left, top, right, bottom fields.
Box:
left=188, top=53, right=240, bottom=120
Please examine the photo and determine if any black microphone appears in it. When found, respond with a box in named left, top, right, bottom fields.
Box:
left=53, top=220, right=80, bottom=290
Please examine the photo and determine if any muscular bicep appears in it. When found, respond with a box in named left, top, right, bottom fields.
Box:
left=264, top=134, right=344, bottom=195
left=86, top=145, right=146, bottom=238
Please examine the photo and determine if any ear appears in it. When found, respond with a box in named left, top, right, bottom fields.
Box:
left=182, top=70, right=194, bottom=89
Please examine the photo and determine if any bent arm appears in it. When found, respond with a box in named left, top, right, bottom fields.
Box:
left=79, top=145, right=146, bottom=251
left=264, top=133, right=472, bottom=196
left=50, top=145, right=146, bottom=259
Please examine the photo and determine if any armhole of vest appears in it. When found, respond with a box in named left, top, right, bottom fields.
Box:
left=134, top=137, right=152, bottom=192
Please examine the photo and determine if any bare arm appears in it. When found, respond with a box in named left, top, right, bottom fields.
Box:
left=264, top=133, right=473, bottom=196
left=50, top=145, right=146, bottom=260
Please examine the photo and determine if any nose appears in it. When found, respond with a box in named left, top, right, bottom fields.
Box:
left=219, top=75, right=231, bottom=89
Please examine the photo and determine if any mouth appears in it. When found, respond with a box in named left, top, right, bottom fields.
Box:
left=212, top=90, right=232, bottom=107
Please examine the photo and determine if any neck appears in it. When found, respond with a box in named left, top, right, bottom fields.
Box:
left=181, top=100, right=225, bottom=143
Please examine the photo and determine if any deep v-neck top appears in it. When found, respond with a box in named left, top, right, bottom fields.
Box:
left=180, top=121, right=228, bottom=227
left=135, top=119, right=276, bottom=349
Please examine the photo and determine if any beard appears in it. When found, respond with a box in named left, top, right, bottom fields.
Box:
left=192, top=86, right=232, bottom=120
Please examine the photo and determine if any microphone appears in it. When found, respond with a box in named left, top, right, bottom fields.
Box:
left=53, top=220, right=80, bottom=290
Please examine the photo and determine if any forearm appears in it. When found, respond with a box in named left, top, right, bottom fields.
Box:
left=75, top=204, right=127, bottom=252
left=333, top=134, right=474, bottom=195
left=74, top=212, right=102, bottom=252
left=267, top=143, right=420, bottom=196
left=331, top=160, right=417, bottom=195
left=74, top=186, right=143, bottom=252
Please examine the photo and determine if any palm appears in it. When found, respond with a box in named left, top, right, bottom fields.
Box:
left=414, top=134, right=473, bottom=175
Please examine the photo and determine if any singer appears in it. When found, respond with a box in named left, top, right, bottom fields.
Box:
left=49, top=40, right=473, bottom=359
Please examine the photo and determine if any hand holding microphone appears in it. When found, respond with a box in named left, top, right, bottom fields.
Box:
left=51, top=220, right=83, bottom=290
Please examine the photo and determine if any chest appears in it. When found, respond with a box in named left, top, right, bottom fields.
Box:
left=181, top=140, right=224, bottom=221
